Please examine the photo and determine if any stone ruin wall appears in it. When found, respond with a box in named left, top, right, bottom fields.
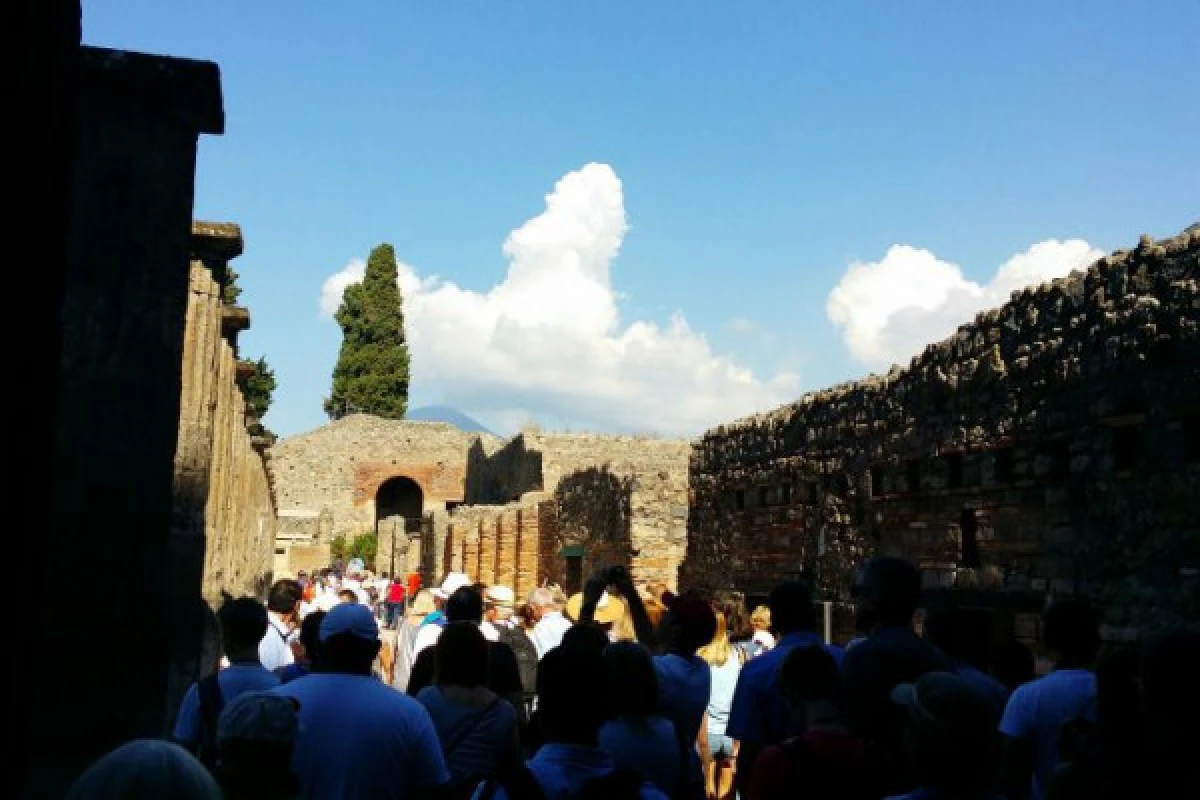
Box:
left=442, top=431, right=691, bottom=598
left=683, top=226, right=1200, bottom=642
left=269, top=415, right=503, bottom=540
left=173, top=221, right=277, bottom=608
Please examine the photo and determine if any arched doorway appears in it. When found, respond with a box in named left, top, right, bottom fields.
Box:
left=375, top=476, right=423, bottom=577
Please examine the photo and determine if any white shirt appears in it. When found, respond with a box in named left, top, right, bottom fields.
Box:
left=273, top=673, right=450, bottom=798
left=480, top=620, right=500, bottom=642
left=258, top=612, right=296, bottom=672
left=533, top=611, right=572, bottom=659
left=412, top=620, right=443, bottom=655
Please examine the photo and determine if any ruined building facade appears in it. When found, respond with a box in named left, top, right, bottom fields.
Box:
left=269, top=418, right=689, bottom=596
left=683, top=226, right=1200, bottom=642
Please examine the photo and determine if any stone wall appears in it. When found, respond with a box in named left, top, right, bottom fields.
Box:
left=269, top=415, right=504, bottom=539
left=441, top=431, right=691, bottom=595
left=683, top=226, right=1200, bottom=641
left=174, top=221, right=277, bottom=610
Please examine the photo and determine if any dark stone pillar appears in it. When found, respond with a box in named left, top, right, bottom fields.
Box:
left=24, top=45, right=224, bottom=797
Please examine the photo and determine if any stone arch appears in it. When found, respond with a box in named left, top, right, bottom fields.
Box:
left=375, top=476, right=424, bottom=576
left=375, top=475, right=424, bottom=525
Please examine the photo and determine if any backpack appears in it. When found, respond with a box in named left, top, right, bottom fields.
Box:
left=498, top=625, right=539, bottom=697
left=194, top=673, right=224, bottom=769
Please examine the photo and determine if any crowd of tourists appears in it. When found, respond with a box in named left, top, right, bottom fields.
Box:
left=68, top=556, right=1198, bottom=799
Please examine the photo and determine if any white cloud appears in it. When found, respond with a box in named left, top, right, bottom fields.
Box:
left=826, top=239, right=1104, bottom=370
left=726, top=317, right=756, bottom=335
left=319, top=163, right=798, bottom=436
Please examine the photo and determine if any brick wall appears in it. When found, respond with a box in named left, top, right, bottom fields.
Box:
left=684, top=226, right=1200, bottom=638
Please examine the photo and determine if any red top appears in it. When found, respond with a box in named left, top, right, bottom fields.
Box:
left=387, top=582, right=406, bottom=603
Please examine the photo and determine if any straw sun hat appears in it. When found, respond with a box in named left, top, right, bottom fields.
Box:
left=565, top=590, right=626, bottom=624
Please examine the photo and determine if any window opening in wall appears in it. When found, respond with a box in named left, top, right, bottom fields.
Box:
left=946, top=453, right=964, bottom=489
left=870, top=466, right=884, bottom=498
left=734, top=489, right=746, bottom=510
left=1112, top=426, right=1143, bottom=472
left=906, top=459, right=922, bottom=493
left=564, top=555, right=583, bottom=596
left=994, top=448, right=1015, bottom=483
left=959, top=509, right=981, bottom=569
left=758, top=487, right=770, bottom=507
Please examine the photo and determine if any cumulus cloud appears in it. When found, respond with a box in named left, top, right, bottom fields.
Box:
left=826, top=238, right=1104, bottom=370
left=319, top=163, right=798, bottom=435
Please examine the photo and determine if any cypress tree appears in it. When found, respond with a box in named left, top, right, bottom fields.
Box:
left=324, top=243, right=411, bottom=419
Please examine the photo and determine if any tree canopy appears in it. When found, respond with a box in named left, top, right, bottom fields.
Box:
left=324, top=243, right=411, bottom=419
left=241, top=356, right=278, bottom=444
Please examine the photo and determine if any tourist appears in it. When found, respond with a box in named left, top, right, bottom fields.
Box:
left=490, top=586, right=539, bottom=711
left=277, top=610, right=324, bottom=683
left=746, top=644, right=873, bottom=800
left=482, top=584, right=515, bottom=641
left=173, top=596, right=281, bottom=766
left=390, top=587, right=437, bottom=691
left=923, top=605, right=1011, bottom=717
left=575, top=566, right=657, bottom=647
left=406, top=585, right=526, bottom=717
left=888, top=671, right=1003, bottom=800
left=840, top=556, right=953, bottom=792
left=727, top=580, right=846, bottom=796
left=474, top=644, right=668, bottom=799
left=697, top=600, right=743, bottom=800
left=385, top=573, right=407, bottom=628
left=66, top=739, right=221, bottom=800
left=417, top=622, right=521, bottom=799
left=652, top=591, right=717, bottom=800
left=413, top=571, right=472, bottom=656
left=598, top=640, right=682, bottom=796
left=213, top=691, right=301, bottom=800
left=271, top=602, right=451, bottom=797
left=998, top=597, right=1101, bottom=800
left=259, top=578, right=302, bottom=672
left=528, top=585, right=572, bottom=658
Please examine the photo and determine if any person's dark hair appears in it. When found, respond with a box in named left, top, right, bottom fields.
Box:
left=446, top=585, right=484, bottom=623
left=297, top=610, right=325, bottom=666
left=779, top=643, right=841, bottom=706
left=769, top=580, right=816, bottom=634
left=337, top=589, right=358, bottom=604
left=218, top=597, right=269, bottom=653
left=664, top=592, right=718, bottom=654
left=562, top=623, right=610, bottom=659
left=604, top=641, right=658, bottom=719
left=267, top=579, right=302, bottom=614
left=319, top=632, right=379, bottom=675
left=1042, top=597, right=1100, bottom=663
left=989, top=638, right=1036, bottom=691
left=537, top=645, right=606, bottom=743
left=714, top=593, right=752, bottom=642
left=855, top=556, right=922, bottom=625
left=435, top=621, right=490, bottom=687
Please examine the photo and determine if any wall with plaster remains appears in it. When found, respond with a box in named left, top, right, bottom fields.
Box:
left=683, top=226, right=1200, bottom=641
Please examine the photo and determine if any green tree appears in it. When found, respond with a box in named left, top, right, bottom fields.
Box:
left=330, top=534, right=348, bottom=562
left=223, top=265, right=243, bottom=305
left=239, top=356, right=278, bottom=444
left=350, top=532, right=379, bottom=571
left=324, top=243, right=411, bottom=419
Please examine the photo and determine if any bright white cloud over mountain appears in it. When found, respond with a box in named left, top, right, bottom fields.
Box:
left=826, top=238, right=1104, bottom=371
left=319, top=163, right=799, bottom=435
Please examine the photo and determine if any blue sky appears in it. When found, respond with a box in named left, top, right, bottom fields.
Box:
left=85, top=1, right=1199, bottom=439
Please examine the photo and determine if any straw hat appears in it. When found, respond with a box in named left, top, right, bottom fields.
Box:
left=565, top=590, right=626, bottom=625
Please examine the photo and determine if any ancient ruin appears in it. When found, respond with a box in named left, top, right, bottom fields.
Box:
left=682, top=225, right=1200, bottom=642
left=269, top=418, right=690, bottom=596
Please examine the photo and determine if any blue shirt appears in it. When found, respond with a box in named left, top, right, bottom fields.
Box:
left=417, top=687, right=518, bottom=788
left=598, top=716, right=681, bottom=794
left=726, top=632, right=845, bottom=747
left=273, top=672, right=450, bottom=799
left=999, top=668, right=1097, bottom=800
left=172, top=664, right=281, bottom=746
left=472, top=743, right=669, bottom=800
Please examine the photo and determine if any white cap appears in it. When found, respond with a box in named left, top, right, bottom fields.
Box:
left=431, top=571, right=472, bottom=599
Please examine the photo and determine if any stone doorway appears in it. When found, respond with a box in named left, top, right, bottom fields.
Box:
left=376, top=476, right=423, bottom=576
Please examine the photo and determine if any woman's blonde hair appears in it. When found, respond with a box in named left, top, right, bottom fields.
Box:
left=697, top=606, right=733, bottom=666
left=750, top=604, right=772, bottom=631
left=408, top=588, right=437, bottom=617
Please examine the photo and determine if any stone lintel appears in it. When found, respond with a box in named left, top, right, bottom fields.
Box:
left=221, top=306, right=251, bottom=340
left=191, top=220, right=244, bottom=264
left=81, top=46, right=224, bottom=135
left=235, top=359, right=257, bottom=381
